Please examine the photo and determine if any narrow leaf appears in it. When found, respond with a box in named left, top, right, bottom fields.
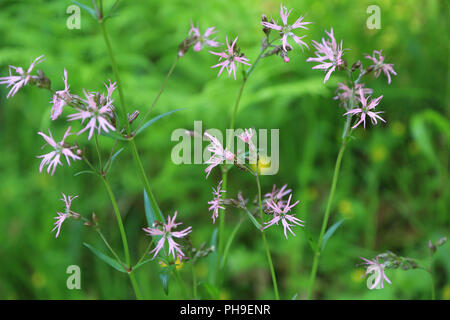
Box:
left=74, top=170, right=97, bottom=177
left=100, top=130, right=128, bottom=141
left=83, top=243, right=126, bottom=273
left=144, top=190, right=157, bottom=227
left=135, top=108, right=183, bottom=136
left=158, top=266, right=172, bottom=295
left=321, top=219, right=345, bottom=252
left=106, top=147, right=124, bottom=173
left=291, top=293, right=298, bottom=300
left=207, top=228, right=219, bottom=284
left=201, top=282, right=220, bottom=299
left=71, top=1, right=98, bottom=19
left=303, top=227, right=318, bottom=253
left=104, top=0, right=121, bottom=21
left=244, top=210, right=262, bottom=231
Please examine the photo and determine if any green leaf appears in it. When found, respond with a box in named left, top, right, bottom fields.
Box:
left=200, top=282, right=220, bottom=299
left=83, top=243, right=126, bottom=273
left=207, top=228, right=219, bottom=284
left=244, top=210, right=262, bottom=231
left=158, top=266, right=172, bottom=295
left=71, top=1, right=98, bottom=19
left=104, top=0, right=121, bottom=21
left=74, top=170, right=97, bottom=177
left=100, top=130, right=128, bottom=141
left=106, top=147, right=124, bottom=173
left=133, top=258, right=153, bottom=271
left=291, top=293, right=298, bottom=300
left=144, top=190, right=157, bottom=227
left=321, top=219, right=345, bottom=252
left=135, top=108, right=183, bottom=136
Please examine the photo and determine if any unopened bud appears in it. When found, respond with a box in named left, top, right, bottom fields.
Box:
left=84, top=221, right=93, bottom=227
left=437, top=237, right=447, bottom=246
left=428, top=240, right=437, bottom=254
left=366, top=65, right=374, bottom=73
left=261, top=14, right=271, bottom=36
left=92, top=213, right=98, bottom=224
left=36, top=70, right=51, bottom=90
left=351, top=60, right=362, bottom=72
left=128, top=110, right=140, bottom=124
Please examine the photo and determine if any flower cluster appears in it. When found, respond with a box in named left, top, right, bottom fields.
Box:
left=0, top=55, right=45, bottom=98
left=37, top=126, right=81, bottom=175
left=208, top=180, right=226, bottom=224
left=264, top=194, right=304, bottom=239
left=143, top=211, right=192, bottom=260
left=307, top=28, right=346, bottom=83
left=209, top=36, right=251, bottom=80
left=344, top=87, right=385, bottom=129
left=52, top=193, right=80, bottom=238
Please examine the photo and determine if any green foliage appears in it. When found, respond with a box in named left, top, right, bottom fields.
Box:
left=0, top=0, right=448, bottom=300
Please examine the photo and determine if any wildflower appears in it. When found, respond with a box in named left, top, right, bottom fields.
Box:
left=307, top=28, right=346, bottom=83
left=0, top=55, right=45, bottom=98
left=237, top=128, right=254, bottom=144
left=189, top=21, right=220, bottom=52
left=143, top=211, right=192, bottom=260
left=204, top=132, right=235, bottom=179
left=67, top=88, right=116, bottom=140
left=209, top=36, right=251, bottom=80
left=360, top=257, right=392, bottom=289
left=37, top=126, right=81, bottom=175
left=264, top=194, right=304, bottom=239
left=334, top=83, right=373, bottom=106
left=343, top=87, right=385, bottom=129
left=264, top=184, right=292, bottom=210
left=208, top=180, right=226, bottom=224
left=365, top=50, right=397, bottom=84
left=261, top=4, right=311, bottom=52
left=50, top=69, right=71, bottom=120
left=52, top=193, right=80, bottom=238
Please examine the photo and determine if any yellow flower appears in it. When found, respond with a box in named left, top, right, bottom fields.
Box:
left=250, top=155, right=272, bottom=175
left=159, top=257, right=183, bottom=270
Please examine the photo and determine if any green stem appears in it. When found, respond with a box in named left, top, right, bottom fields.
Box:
left=220, top=218, right=244, bottom=270
left=134, top=56, right=180, bottom=133
left=99, top=16, right=164, bottom=223
left=307, top=140, right=347, bottom=299
left=95, top=227, right=127, bottom=271
left=101, top=176, right=131, bottom=267
left=134, top=238, right=154, bottom=267
left=128, top=272, right=143, bottom=300
left=173, top=268, right=189, bottom=299
left=94, top=133, right=103, bottom=171
left=429, top=254, right=436, bottom=300
left=256, top=171, right=279, bottom=300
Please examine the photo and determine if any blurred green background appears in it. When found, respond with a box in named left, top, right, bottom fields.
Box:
left=0, top=0, right=448, bottom=299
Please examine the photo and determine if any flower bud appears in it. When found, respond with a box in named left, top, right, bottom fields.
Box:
left=351, top=60, right=362, bottom=72
left=128, top=110, right=139, bottom=124
left=92, top=212, right=98, bottom=224
left=36, top=70, right=51, bottom=90
left=428, top=240, right=437, bottom=254
left=437, top=237, right=447, bottom=246
left=261, top=14, right=270, bottom=36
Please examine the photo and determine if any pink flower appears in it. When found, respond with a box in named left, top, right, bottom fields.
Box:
left=50, top=69, right=71, bottom=120
left=365, top=50, right=397, bottom=84
left=334, top=83, right=373, bottom=105
left=360, top=257, right=392, bottom=289
left=208, top=180, right=226, bottom=224
left=189, top=20, right=220, bottom=52
left=0, top=55, right=45, bottom=98
left=237, top=128, right=254, bottom=144
left=264, top=194, right=304, bottom=239
left=37, top=126, right=81, bottom=175
left=143, top=211, right=192, bottom=260
left=261, top=4, right=311, bottom=52
left=307, top=28, right=346, bottom=83
left=209, top=36, right=251, bottom=80
left=67, top=88, right=116, bottom=140
left=204, top=132, right=235, bottom=179
left=264, top=184, right=292, bottom=210
left=343, top=87, right=385, bottom=129
left=52, top=193, right=80, bottom=238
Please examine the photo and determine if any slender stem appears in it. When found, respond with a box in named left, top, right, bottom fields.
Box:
left=94, top=133, right=103, bottom=171
left=307, top=140, right=347, bottom=299
left=220, top=218, right=244, bottom=270
left=173, top=268, right=189, bottom=299
left=95, top=227, right=127, bottom=271
left=99, top=17, right=164, bottom=223
left=134, top=56, right=180, bottom=132
left=218, top=43, right=271, bottom=269
left=101, top=176, right=131, bottom=267
left=134, top=238, right=154, bottom=267
left=256, top=169, right=279, bottom=300
left=99, top=20, right=131, bottom=135
left=128, top=272, right=143, bottom=300
left=429, top=254, right=436, bottom=300
left=191, top=264, right=198, bottom=300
